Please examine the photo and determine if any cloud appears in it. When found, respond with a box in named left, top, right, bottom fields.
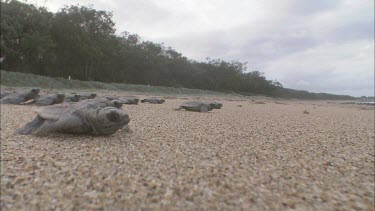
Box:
left=264, top=40, right=374, bottom=96
left=288, top=0, right=341, bottom=15
left=31, top=0, right=374, bottom=96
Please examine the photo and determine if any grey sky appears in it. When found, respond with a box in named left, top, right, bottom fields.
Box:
left=32, top=0, right=374, bottom=96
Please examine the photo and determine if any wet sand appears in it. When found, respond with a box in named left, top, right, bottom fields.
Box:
left=1, top=96, right=374, bottom=210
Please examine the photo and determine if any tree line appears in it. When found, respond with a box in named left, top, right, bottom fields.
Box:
left=0, top=0, right=353, bottom=99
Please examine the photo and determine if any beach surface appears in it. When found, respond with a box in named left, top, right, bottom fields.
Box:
left=1, top=95, right=374, bottom=210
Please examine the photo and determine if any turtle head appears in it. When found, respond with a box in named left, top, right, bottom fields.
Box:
left=209, top=102, right=223, bottom=109
left=110, top=100, right=123, bottom=108
left=89, top=93, right=97, bottom=99
left=25, top=88, right=40, bottom=100
left=31, top=88, right=40, bottom=94
left=72, top=94, right=81, bottom=102
left=95, top=107, right=130, bottom=135
left=55, top=94, right=65, bottom=103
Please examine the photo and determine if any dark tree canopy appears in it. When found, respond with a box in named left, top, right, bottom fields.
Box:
left=0, top=0, right=353, bottom=99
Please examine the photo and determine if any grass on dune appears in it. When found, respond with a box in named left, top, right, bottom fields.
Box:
left=0, top=70, right=242, bottom=97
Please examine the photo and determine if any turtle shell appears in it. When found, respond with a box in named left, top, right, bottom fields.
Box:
left=34, top=98, right=113, bottom=120
left=118, top=97, right=139, bottom=105
left=35, top=104, right=75, bottom=121
left=180, top=101, right=214, bottom=112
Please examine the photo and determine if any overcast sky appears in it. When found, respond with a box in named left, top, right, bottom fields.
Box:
left=31, top=0, right=374, bottom=96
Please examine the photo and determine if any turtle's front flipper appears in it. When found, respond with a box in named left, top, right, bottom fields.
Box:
left=174, top=106, right=183, bottom=111
left=37, top=115, right=87, bottom=135
left=16, top=116, right=44, bottom=135
left=21, top=99, right=36, bottom=105
left=200, top=106, right=209, bottom=112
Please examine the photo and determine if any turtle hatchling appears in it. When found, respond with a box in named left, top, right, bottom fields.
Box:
left=64, top=94, right=81, bottom=102
left=1, top=88, right=40, bottom=104
left=118, top=97, right=139, bottom=105
left=89, top=97, right=123, bottom=109
left=100, top=95, right=119, bottom=100
left=16, top=99, right=130, bottom=136
left=33, top=94, right=66, bottom=106
left=175, top=101, right=215, bottom=112
left=78, top=93, right=97, bottom=100
left=141, top=98, right=165, bottom=104
left=209, top=102, right=223, bottom=109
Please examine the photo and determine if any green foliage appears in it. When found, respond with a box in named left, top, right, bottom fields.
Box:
left=1, top=0, right=54, bottom=74
left=0, top=70, right=229, bottom=96
left=271, top=87, right=354, bottom=100
left=0, top=1, right=354, bottom=100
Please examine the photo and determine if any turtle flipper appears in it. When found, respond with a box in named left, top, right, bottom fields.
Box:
left=36, top=115, right=86, bottom=135
left=21, top=99, right=36, bottom=105
left=174, top=106, right=183, bottom=111
left=16, top=115, right=44, bottom=135
left=200, top=106, right=209, bottom=112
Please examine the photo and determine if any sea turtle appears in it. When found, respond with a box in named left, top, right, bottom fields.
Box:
left=100, top=95, right=119, bottom=100
left=32, top=94, right=66, bottom=106
left=64, top=94, right=81, bottom=102
left=209, top=102, right=223, bottom=109
left=89, top=97, right=123, bottom=109
left=1, top=88, right=40, bottom=104
left=16, top=99, right=130, bottom=136
left=175, top=101, right=214, bottom=112
left=141, top=98, right=165, bottom=104
left=118, top=97, right=139, bottom=105
left=78, top=93, right=97, bottom=100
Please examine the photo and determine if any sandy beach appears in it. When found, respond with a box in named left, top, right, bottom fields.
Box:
left=1, top=96, right=374, bottom=210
